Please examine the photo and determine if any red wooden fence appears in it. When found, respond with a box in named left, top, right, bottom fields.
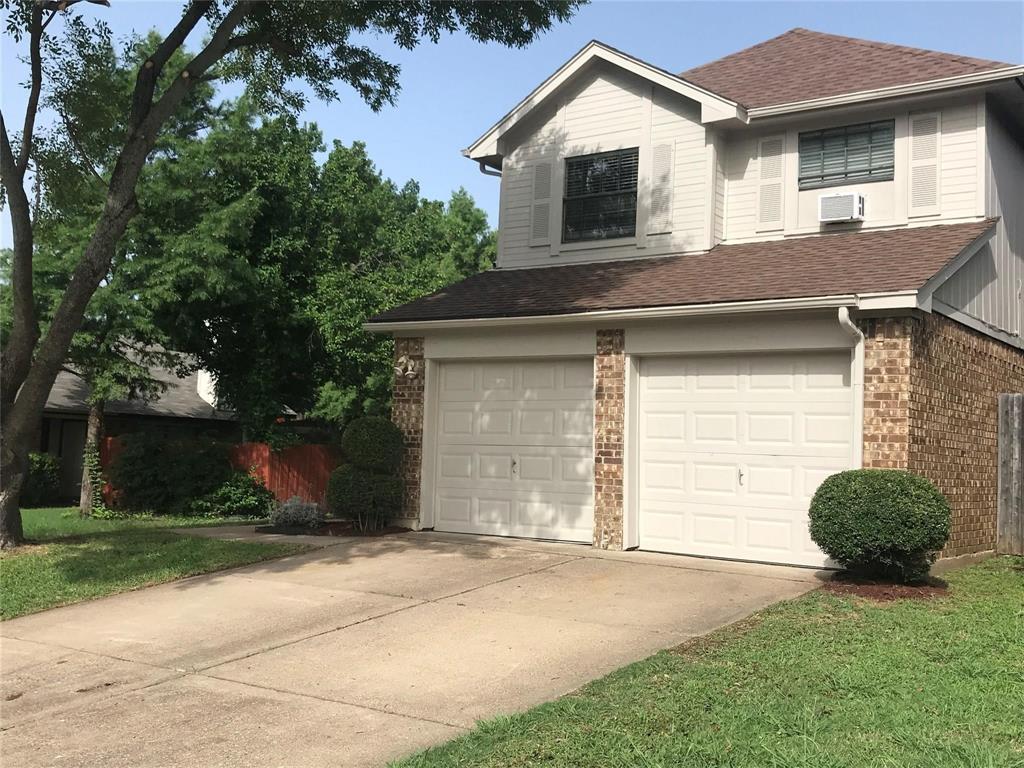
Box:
left=99, top=438, right=339, bottom=506
left=229, top=443, right=339, bottom=505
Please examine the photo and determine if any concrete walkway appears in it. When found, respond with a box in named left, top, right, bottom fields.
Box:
left=1, top=530, right=824, bottom=767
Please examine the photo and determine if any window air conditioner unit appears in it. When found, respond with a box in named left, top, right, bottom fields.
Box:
left=818, top=192, right=865, bottom=223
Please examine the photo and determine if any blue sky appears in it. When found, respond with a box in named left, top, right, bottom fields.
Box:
left=2, top=1, right=1022, bottom=247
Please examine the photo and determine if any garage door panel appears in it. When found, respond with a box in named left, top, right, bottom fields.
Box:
left=639, top=352, right=852, bottom=567
left=435, top=359, right=594, bottom=543
left=435, top=490, right=593, bottom=542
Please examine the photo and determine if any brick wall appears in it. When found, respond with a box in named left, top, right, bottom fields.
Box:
left=593, top=329, right=626, bottom=550
left=391, top=337, right=425, bottom=524
left=861, top=318, right=914, bottom=469
left=861, top=314, right=1024, bottom=557
left=908, top=314, right=1024, bottom=556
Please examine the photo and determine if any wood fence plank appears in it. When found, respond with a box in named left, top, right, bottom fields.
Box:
left=997, top=394, right=1023, bottom=555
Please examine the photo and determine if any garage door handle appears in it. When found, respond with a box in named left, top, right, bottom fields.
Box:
left=738, top=466, right=744, bottom=486
left=512, top=458, right=518, bottom=476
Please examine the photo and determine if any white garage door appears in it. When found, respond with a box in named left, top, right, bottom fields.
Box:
left=433, top=359, right=594, bottom=542
left=638, top=352, right=853, bottom=566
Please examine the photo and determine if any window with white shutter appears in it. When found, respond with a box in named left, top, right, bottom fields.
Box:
left=647, top=142, right=674, bottom=235
left=757, top=135, right=785, bottom=231
left=529, top=162, right=552, bottom=247
left=908, top=112, right=941, bottom=217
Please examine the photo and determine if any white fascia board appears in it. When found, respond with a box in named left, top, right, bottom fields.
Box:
left=365, top=295, right=861, bottom=333
left=463, top=41, right=744, bottom=161
left=747, top=67, right=1024, bottom=119
left=856, top=291, right=921, bottom=311
left=915, top=222, right=998, bottom=305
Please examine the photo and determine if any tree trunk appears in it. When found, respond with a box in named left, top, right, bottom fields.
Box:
left=0, top=454, right=28, bottom=548
left=79, top=400, right=105, bottom=517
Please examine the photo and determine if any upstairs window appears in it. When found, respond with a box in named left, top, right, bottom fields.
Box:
left=798, top=120, right=895, bottom=190
left=563, top=148, right=639, bottom=243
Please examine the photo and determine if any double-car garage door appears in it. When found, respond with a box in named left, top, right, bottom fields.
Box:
left=432, top=351, right=852, bottom=566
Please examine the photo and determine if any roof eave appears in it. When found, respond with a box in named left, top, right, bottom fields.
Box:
left=746, top=66, right=1024, bottom=119
left=364, top=292, right=927, bottom=333
left=463, top=40, right=745, bottom=162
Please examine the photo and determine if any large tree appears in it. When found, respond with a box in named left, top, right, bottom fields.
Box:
left=0, top=0, right=581, bottom=547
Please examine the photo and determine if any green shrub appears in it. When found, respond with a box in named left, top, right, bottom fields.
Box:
left=107, top=434, right=233, bottom=514
left=22, top=452, right=62, bottom=507
left=188, top=471, right=276, bottom=518
left=340, top=416, right=403, bottom=473
left=270, top=496, right=324, bottom=528
left=326, top=464, right=402, bottom=532
left=809, top=469, right=951, bottom=583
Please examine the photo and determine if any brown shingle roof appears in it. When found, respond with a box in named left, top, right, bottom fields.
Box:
left=369, top=220, right=996, bottom=324
left=680, top=28, right=1012, bottom=109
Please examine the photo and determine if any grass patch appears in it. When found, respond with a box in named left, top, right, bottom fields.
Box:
left=21, top=506, right=267, bottom=542
left=396, top=557, right=1024, bottom=768
left=1, top=508, right=302, bottom=620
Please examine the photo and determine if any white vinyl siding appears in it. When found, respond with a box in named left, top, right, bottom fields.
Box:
left=722, top=96, right=984, bottom=242
left=498, top=65, right=708, bottom=268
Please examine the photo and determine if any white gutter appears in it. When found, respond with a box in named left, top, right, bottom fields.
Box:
left=364, top=292, right=924, bottom=333
left=747, top=66, right=1024, bottom=119
left=837, top=307, right=865, bottom=469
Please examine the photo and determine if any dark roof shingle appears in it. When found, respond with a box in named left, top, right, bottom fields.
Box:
left=369, top=220, right=996, bottom=324
left=680, top=28, right=1012, bottom=109
left=44, top=366, right=235, bottom=421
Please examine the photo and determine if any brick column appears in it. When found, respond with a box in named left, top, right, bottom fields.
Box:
left=860, top=317, right=913, bottom=469
left=391, top=337, right=425, bottom=525
left=594, top=329, right=626, bottom=549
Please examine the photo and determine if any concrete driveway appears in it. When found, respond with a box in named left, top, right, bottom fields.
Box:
left=1, top=530, right=822, bottom=767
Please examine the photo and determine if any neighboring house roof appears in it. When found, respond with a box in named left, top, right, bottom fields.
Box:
left=44, top=366, right=235, bottom=421
left=680, top=28, right=1013, bottom=110
left=368, top=220, right=996, bottom=325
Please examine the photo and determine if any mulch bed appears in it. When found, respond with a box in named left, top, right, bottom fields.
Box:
left=254, top=520, right=411, bottom=538
left=822, top=571, right=949, bottom=602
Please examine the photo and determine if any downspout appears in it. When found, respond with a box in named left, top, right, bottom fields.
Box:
left=838, top=307, right=864, bottom=468
left=477, top=160, right=501, bottom=178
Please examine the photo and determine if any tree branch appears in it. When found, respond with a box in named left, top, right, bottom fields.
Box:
left=141, top=2, right=252, bottom=140
left=16, top=4, right=43, bottom=175
left=127, top=0, right=212, bottom=132
left=59, top=113, right=105, bottom=186
left=0, top=112, right=40, bottom=411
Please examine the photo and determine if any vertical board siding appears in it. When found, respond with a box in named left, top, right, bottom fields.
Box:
left=997, top=394, right=1024, bottom=555
left=936, top=105, right=1023, bottom=340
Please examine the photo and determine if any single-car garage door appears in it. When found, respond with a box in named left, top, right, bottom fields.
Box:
left=433, top=359, right=594, bottom=542
left=638, top=352, right=853, bottom=566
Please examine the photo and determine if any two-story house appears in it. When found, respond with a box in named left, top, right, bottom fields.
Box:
left=368, top=29, right=1024, bottom=567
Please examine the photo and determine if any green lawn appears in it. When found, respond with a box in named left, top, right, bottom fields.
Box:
left=1, top=508, right=304, bottom=620
left=397, top=557, right=1024, bottom=768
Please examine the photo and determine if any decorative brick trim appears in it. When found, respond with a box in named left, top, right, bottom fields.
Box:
left=859, top=314, right=1024, bottom=557
left=860, top=317, right=914, bottom=469
left=594, top=329, right=626, bottom=550
left=391, top=337, right=425, bottom=524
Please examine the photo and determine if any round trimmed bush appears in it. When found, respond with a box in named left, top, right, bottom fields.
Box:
left=326, top=464, right=403, bottom=532
left=339, top=417, right=403, bottom=473
left=809, top=469, right=950, bottom=583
